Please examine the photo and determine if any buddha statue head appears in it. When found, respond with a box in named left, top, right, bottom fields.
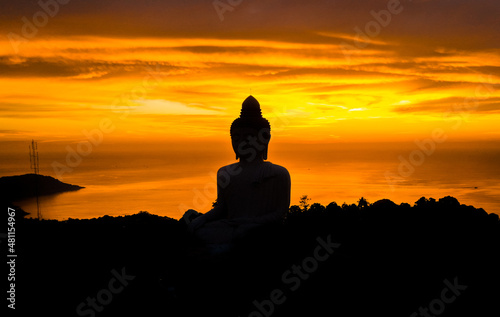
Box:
left=230, top=96, right=271, bottom=162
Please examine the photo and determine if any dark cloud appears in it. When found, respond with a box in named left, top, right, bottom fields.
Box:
left=1, top=0, right=498, bottom=51
left=0, top=56, right=81, bottom=77
left=245, top=66, right=409, bottom=80
left=0, top=129, right=26, bottom=134
left=400, top=79, right=491, bottom=94
left=468, top=66, right=500, bottom=78
left=394, top=96, right=500, bottom=114
left=0, top=56, right=181, bottom=78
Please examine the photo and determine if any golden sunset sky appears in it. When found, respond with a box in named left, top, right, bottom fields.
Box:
left=1, top=0, right=499, bottom=145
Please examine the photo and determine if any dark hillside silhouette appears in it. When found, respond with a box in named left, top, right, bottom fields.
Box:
left=6, top=195, right=500, bottom=317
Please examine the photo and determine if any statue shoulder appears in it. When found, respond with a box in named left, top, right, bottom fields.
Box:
left=265, top=162, right=290, bottom=180
left=269, top=162, right=289, bottom=174
left=217, top=163, right=243, bottom=177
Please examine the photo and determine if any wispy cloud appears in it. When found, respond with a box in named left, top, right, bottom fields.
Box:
left=130, top=100, right=223, bottom=116
left=0, top=0, right=499, bottom=142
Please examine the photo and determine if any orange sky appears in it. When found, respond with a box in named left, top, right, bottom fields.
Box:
left=1, top=0, right=499, bottom=145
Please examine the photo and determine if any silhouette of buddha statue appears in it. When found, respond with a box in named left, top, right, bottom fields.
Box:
left=186, top=96, right=291, bottom=252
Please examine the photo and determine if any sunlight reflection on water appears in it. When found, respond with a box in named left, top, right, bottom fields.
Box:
left=7, top=142, right=500, bottom=220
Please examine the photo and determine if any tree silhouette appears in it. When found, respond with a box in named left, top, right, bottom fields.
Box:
left=299, top=195, right=311, bottom=212
left=438, top=196, right=460, bottom=207
left=357, top=197, right=369, bottom=209
left=309, top=202, right=326, bottom=214
left=288, top=205, right=301, bottom=216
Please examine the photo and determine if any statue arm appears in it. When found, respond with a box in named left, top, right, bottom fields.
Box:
left=190, top=167, right=229, bottom=225
left=199, top=204, right=226, bottom=222
left=187, top=199, right=227, bottom=234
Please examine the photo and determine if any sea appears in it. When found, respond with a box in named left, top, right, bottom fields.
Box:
left=1, top=140, right=499, bottom=220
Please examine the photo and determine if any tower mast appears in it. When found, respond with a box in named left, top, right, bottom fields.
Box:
left=29, top=140, right=41, bottom=220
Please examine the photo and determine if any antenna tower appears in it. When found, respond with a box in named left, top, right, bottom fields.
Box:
left=29, top=140, right=41, bottom=220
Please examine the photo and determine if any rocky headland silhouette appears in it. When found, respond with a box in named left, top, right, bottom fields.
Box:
left=0, top=173, right=84, bottom=202
left=5, top=195, right=499, bottom=317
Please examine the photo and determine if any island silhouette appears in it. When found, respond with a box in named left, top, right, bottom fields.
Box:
left=0, top=173, right=84, bottom=202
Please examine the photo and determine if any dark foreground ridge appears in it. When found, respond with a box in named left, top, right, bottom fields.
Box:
left=0, top=173, right=84, bottom=202
left=5, top=196, right=500, bottom=317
